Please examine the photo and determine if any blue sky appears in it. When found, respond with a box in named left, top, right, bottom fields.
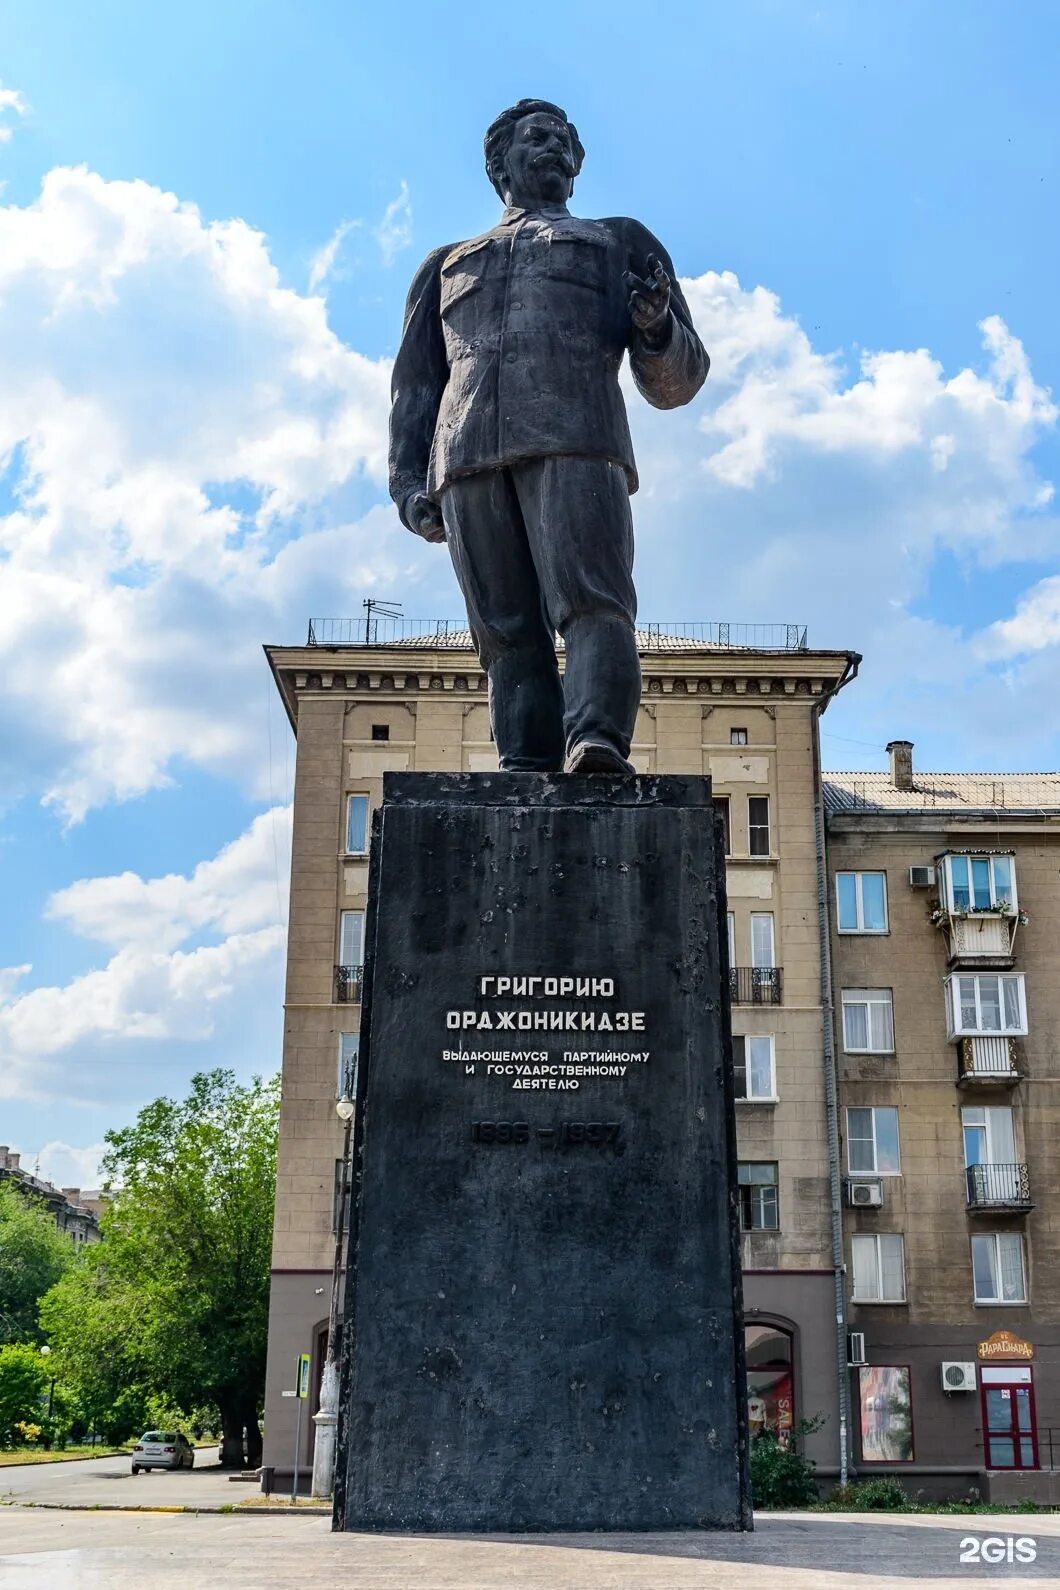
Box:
left=2, top=1, right=1059, bottom=1182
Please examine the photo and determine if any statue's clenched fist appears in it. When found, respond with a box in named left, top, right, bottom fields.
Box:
left=405, top=491, right=446, bottom=543
left=624, top=253, right=672, bottom=346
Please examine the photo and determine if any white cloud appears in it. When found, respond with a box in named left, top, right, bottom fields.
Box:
left=48, top=806, right=291, bottom=951
left=10, top=1140, right=107, bottom=1191
left=977, top=576, right=1060, bottom=658
left=621, top=273, right=1060, bottom=768
left=308, top=217, right=362, bottom=294
left=0, top=165, right=408, bottom=820
left=374, top=180, right=412, bottom=266
left=308, top=181, right=413, bottom=295
left=0, top=84, right=27, bottom=145
left=0, top=810, right=290, bottom=1097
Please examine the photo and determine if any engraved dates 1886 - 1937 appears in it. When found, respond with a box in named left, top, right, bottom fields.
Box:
left=471, top=1120, right=623, bottom=1147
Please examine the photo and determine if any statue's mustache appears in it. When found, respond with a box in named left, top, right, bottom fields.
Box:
left=533, top=152, right=574, bottom=177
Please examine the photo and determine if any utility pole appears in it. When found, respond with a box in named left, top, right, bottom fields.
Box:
left=310, top=1063, right=356, bottom=1497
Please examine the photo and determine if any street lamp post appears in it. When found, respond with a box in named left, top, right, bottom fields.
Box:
left=310, top=1077, right=356, bottom=1498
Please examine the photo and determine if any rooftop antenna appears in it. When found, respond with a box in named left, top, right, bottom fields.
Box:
left=362, top=598, right=403, bottom=645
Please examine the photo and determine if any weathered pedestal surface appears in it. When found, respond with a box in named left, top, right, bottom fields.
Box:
left=335, top=773, right=750, bottom=1532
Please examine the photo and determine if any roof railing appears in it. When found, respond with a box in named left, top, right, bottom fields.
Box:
left=306, top=618, right=808, bottom=650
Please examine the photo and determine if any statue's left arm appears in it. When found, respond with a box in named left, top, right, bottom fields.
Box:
left=616, top=221, right=709, bottom=410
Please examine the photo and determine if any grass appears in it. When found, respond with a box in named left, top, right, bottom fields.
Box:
left=811, top=1500, right=1057, bottom=1516
left=0, top=1446, right=128, bottom=1467
left=237, top=1495, right=330, bottom=1510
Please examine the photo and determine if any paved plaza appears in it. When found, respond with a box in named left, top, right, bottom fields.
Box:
left=1, top=1507, right=1059, bottom=1589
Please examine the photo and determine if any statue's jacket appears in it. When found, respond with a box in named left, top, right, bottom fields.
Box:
left=389, top=206, right=709, bottom=525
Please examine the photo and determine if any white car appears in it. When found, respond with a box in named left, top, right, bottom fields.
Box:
left=130, top=1431, right=195, bottom=1473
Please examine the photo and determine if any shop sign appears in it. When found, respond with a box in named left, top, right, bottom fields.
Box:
left=976, top=1330, right=1034, bottom=1362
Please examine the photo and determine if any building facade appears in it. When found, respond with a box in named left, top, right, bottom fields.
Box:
left=0, top=1147, right=101, bottom=1244
left=826, top=747, right=1060, bottom=1501
left=262, top=624, right=857, bottom=1482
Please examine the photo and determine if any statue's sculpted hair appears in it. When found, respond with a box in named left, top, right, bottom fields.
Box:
left=483, top=98, right=585, bottom=200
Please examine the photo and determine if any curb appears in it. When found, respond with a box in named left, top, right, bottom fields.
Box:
left=0, top=1500, right=330, bottom=1517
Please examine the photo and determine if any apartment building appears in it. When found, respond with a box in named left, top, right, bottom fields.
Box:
left=0, top=1147, right=101, bottom=1244
left=826, top=745, right=1060, bottom=1501
left=262, top=621, right=858, bottom=1483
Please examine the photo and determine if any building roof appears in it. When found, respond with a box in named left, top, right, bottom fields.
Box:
left=823, top=771, right=1060, bottom=817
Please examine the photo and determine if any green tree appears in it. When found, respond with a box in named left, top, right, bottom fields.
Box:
left=0, top=1343, right=47, bottom=1445
left=0, top=1182, right=76, bottom=1343
left=41, top=1069, right=279, bottom=1467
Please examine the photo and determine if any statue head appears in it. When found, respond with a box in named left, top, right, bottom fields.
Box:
left=484, top=99, right=585, bottom=208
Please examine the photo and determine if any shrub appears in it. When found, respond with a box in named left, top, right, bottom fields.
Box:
left=846, top=1476, right=908, bottom=1511
left=0, top=1344, right=47, bottom=1445
left=750, top=1418, right=822, bottom=1509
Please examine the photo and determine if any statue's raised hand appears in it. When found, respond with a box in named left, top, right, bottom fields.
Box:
left=405, top=490, right=446, bottom=544
left=625, top=254, right=672, bottom=346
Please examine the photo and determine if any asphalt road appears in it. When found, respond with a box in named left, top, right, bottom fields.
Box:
left=0, top=1449, right=238, bottom=1510
left=1, top=1509, right=1060, bottom=1589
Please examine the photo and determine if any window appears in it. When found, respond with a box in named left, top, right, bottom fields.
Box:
left=846, top=1107, right=901, bottom=1175
left=746, top=1323, right=794, bottom=1442
left=836, top=872, right=888, bottom=934
left=726, top=912, right=736, bottom=966
left=941, top=853, right=1016, bottom=913
left=731, top=727, right=748, bottom=746
left=734, top=1035, right=776, bottom=1101
left=750, top=913, right=775, bottom=969
left=748, top=796, right=770, bottom=857
left=841, top=989, right=895, bottom=1054
left=962, top=1105, right=1016, bottom=1168
left=851, top=1234, right=906, bottom=1302
left=346, top=793, right=369, bottom=854
left=339, top=910, right=364, bottom=967
left=972, top=1233, right=1027, bottom=1303
left=371, top=723, right=389, bottom=742
left=946, top=974, right=1027, bottom=1038
left=333, top=1158, right=352, bottom=1233
left=859, top=1366, right=914, bottom=1463
left=738, top=1162, right=779, bottom=1230
left=715, top=796, right=731, bottom=856
left=338, top=1033, right=359, bottom=1097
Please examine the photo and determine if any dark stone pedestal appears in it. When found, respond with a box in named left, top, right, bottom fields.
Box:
left=335, top=773, right=751, bottom=1533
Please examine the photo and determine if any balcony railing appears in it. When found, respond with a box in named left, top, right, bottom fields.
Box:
left=730, top=967, right=783, bottom=1005
left=335, top=964, right=364, bottom=1004
left=942, top=911, right=1017, bottom=966
left=957, top=1035, right=1020, bottom=1086
left=966, top=1162, right=1032, bottom=1211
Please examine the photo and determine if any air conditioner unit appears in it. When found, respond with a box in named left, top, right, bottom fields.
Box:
left=848, top=1331, right=867, bottom=1367
left=941, top=1361, right=977, bottom=1393
left=909, top=865, right=936, bottom=887
left=847, top=1181, right=884, bottom=1208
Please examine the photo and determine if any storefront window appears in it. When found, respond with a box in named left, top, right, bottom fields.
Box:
left=746, top=1323, right=794, bottom=1443
left=858, top=1365, right=914, bottom=1462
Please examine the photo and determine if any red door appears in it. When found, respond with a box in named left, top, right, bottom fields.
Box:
left=981, top=1372, right=1038, bottom=1469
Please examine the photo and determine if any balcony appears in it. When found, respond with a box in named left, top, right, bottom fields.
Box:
left=335, top=964, right=364, bottom=1004
left=957, top=1036, right=1021, bottom=1088
left=942, top=911, right=1017, bottom=967
left=966, top=1162, right=1032, bottom=1213
left=730, top=967, right=783, bottom=1005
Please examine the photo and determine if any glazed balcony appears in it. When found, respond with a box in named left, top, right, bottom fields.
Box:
left=729, top=967, right=783, bottom=1005
left=933, top=852, right=1023, bottom=967
left=966, top=1162, right=1032, bottom=1213
left=335, top=964, right=364, bottom=1004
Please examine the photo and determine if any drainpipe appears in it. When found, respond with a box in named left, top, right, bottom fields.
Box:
left=811, top=653, right=860, bottom=1487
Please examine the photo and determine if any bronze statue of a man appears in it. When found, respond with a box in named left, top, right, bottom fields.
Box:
left=390, top=98, right=709, bottom=774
